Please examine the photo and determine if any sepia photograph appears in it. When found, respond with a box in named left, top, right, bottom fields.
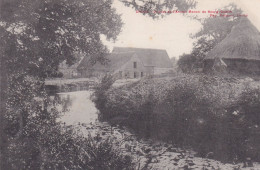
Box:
left=1, top=0, right=260, bottom=169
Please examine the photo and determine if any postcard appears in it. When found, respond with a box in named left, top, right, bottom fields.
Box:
left=1, top=0, right=260, bottom=169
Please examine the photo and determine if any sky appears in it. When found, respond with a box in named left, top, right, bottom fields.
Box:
left=102, top=0, right=260, bottom=59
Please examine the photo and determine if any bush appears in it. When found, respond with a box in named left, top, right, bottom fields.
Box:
left=92, top=74, right=115, bottom=119
left=7, top=124, right=134, bottom=170
left=5, top=74, right=133, bottom=170
left=93, top=75, right=260, bottom=163
left=225, top=88, right=260, bottom=162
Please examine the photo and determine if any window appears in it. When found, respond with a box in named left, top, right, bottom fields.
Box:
left=141, top=72, right=143, bottom=77
left=134, top=72, right=137, bottom=78
left=133, top=62, right=137, bottom=68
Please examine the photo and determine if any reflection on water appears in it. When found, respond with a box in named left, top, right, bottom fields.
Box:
left=52, top=91, right=98, bottom=125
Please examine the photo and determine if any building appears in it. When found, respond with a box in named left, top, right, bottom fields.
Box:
left=59, top=58, right=82, bottom=79
left=77, top=47, right=174, bottom=79
left=203, top=18, right=260, bottom=75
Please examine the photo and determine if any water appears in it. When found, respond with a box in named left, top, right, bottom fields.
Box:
left=54, top=90, right=98, bottom=125
left=48, top=90, right=248, bottom=169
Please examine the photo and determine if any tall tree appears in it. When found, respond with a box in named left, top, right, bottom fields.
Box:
left=0, top=0, right=122, bottom=169
left=120, top=0, right=197, bottom=18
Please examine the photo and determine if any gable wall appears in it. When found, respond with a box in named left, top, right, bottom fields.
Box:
left=113, top=54, right=147, bottom=79
left=60, top=68, right=79, bottom=79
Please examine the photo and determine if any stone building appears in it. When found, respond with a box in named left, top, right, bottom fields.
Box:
left=58, top=57, right=83, bottom=79
left=78, top=47, right=173, bottom=79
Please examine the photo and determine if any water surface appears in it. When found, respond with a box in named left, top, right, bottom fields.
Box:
left=55, top=90, right=98, bottom=125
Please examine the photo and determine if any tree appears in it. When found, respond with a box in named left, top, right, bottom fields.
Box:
left=194, top=3, right=242, bottom=43
left=1, top=0, right=122, bottom=77
left=178, top=38, right=217, bottom=73
left=0, top=0, right=123, bottom=169
left=120, top=0, right=197, bottom=18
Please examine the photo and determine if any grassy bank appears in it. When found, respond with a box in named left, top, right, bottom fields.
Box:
left=93, top=74, right=260, bottom=163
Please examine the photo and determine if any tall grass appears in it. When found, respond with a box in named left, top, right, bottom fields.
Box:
left=7, top=124, right=134, bottom=170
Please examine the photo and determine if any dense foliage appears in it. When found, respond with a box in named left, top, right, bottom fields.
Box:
left=0, top=0, right=134, bottom=169
left=93, top=75, right=260, bottom=163
left=120, top=0, right=196, bottom=18
left=7, top=123, right=133, bottom=169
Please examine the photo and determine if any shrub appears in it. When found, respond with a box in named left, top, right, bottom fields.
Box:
left=92, top=74, right=115, bottom=119
left=93, top=74, right=260, bottom=163
left=5, top=73, right=133, bottom=170
left=225, top=88, right=260, bottom=162
left=7, top=124, right=134, bottom=170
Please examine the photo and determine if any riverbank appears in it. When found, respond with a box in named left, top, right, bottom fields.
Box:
left=74, top=121, right=260, bottom=169
left=92, top=74, right=260, bottom=166
left=45, top=77, right=139, bottom=94
left=56, top=88, right=260, bottom=169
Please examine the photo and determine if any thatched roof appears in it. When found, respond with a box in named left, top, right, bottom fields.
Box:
left=205, top=18, right=260, bottom=61
left=77, top=52, right=134, bottom=71
left=78, top=47, right=173, bottom=71
left=112, top=47, right=173, bottom=68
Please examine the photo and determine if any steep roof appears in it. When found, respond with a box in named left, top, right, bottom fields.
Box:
left=78, top=47, right=173, bottom=71
left=112, top=47, right=173, bottom=68
left=205, top=18, right=260, bottom=61
left=106, top=52, right=135, bottom=70
left=77, top=52, right=135, bottom=71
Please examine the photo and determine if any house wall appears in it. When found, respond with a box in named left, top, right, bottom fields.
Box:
left=60, top=68, right=79, bottom=79
left=78, top=69, right=90, bottom=78
left=78, top=53, right=174, bottom=79
left=113, top=55, right=174, bottom=79
left=114, top=55, right=146, bottom=79
left=144, top=66, right=155, bottom=76
left=79, top=68, right=109, bottom=78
